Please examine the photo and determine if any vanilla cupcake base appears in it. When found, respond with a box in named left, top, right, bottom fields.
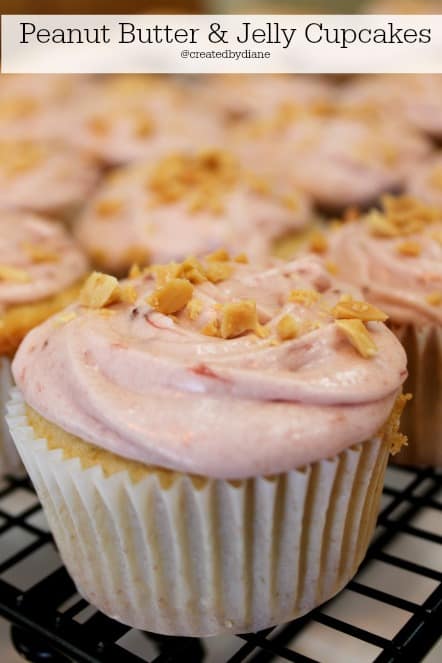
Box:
left=391, top=323, right=441, bottom=466
left=0, top=359, right=23, bottom=476
left=7, top=389, right=392, bottom=636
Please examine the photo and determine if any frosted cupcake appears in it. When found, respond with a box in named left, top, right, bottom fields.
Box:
left=322, top=195, right=441, bottom=465
left=9, top=254, right=407, bottom=634
left=67, top=75, right=222, bottom=166
left=0, top=74, right=89, bottom=142
left=74, top=149, right=312, bottom=274
left=229, top=108, right=431, bottom=212
left=0, top=210, right=89, bottom=475
left=197, top=74, right=333, bottom=124
left=0, top=139, right=100, bottom=221
left=341, top=75, right=442, bottom=141
left=406, top=154, right=442, bottom=210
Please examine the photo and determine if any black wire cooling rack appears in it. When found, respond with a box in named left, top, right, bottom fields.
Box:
left=0, top=465, right=441, bottom=663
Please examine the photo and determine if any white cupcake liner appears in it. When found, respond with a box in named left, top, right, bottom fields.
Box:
left=392, top=323, right=441, bottom=466
left=0, top=359, right=23, bottom=477
left=7, top=388, right=390, bottom=636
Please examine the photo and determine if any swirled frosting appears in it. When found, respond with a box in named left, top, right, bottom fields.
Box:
left=13, top=255, right=406, bottom=479
left=0, top=210, right=89, bottom=312
left=0, top=139, right=100, bottom=216
left=324, top=196, right=442, bottom=326
left=406, top=154, right=442, bottom=210
left=74, top=149, right=311, bottom=274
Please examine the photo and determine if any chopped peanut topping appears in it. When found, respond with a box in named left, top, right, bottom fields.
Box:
left=54, top=311, right=77, bottom=326
left=201, top=318, right=220, bottom=337
left=336, top=319, right=378, bottom=359
left=277, top=314, right=299, bottom=340
left=95, top=198, right=123, bottom=217
left=308, top=230, right=328, bottom=254
left=369, top=195, right=440, bottom=238
left=0, top=141, right=47, bottom=177
left=22, top=242, right=59, bottom=264
left=289, top=289, right=320, bottom=306
left=148, top=278, right=193, bottom=315
left=79, top=272, right=120, bottom=308
left=234, top=253, right=249, bottom=264
left=128, top=264, right=142, bottom=279
left=367, top=210, right=399, bottom=238
left=206, top=248, right=230, bottom=262
left=281, top=193, right=299, bottom=211
left=186, top=298, right=203, bottom=320
left=426, top=291, right=442, bottom=306
left=332, top=297, right=388, bottom=322
left=119, top=285, right=138, bottom=305
left=220, top=300, right=259, bottom=339
left=0, top=265, right=31, bottom=283
left=396, top=240, right=422, bottom=257
left=325, top=260, right=339, bottom=275
left=148, top=150, right=240, bottom=214
left=180, top=257, right=207, bottom=284
left=205, top=261, right=233, bottom=284
left=152, top=262, right=182, bottom=286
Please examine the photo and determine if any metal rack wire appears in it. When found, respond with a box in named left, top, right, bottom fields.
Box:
left=0, top=464, right=441, bottom=662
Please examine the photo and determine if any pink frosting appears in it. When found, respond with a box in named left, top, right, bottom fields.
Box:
left=66, top=76, right=223, bottom=166
left=74, top=154, right=312, bottom=273
left=0, top=211, right=89, bottom=311
left=406, top=154, right=442, bottom=210
left=13, top=257, right=406, bottom=479
left=326, top=217, right=442, bottom=326
left=231, top=112, right=431, bottom=210
left=0, top=140, right=100, bottom=216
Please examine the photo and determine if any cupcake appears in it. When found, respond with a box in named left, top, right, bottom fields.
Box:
left=0, top=139, right=100, bottom=221
left=341, top=75, right=442, bottom=141
left=0, top=74, right=89, bottom=142
left=74, top=149, right=312, bottom=275
left=197, top=74, right=333, bottom=124
left=406, top=153, right=442, bottom=209
left=67, top=75, right=222, bottom=167
left=320, top=195, right=441, bottom=465
left=364, top=0, right=442, bottom=13
left=8, top=254, right=407, bottom=634
left=0, top=210, right=89, bottom=475
left=229, top=108, right=431, bottom=212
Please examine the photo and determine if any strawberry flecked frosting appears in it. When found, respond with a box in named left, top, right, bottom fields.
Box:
left=0, top=210, right=89, bottom=312
left=74, top=150, right=312, bottom=274
left=324, top=196, right=442, bottom=326
left=13, top=255, right=406, bottom=479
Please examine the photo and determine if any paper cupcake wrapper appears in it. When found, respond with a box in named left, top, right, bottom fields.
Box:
left=0, top=359, right=23, bottom=477
left=7, top=388, right=389, bottom=636
left=392, top=323, right=441, bottom=466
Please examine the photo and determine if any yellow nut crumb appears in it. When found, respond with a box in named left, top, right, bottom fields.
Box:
left=281, top=193, right=300, bottom=211
left=128, top=264, right=142, bottom=279
left=426, top=291, right=442, bottom=306
left=54, top=311, right=77, bottom=326
left=308, top=230, right=328, bottom=254
left=206, top=248, right=230, bottom=262
left=367, top=210, right=399, bottom=238
left=95, top=198, right=123, bottom=218
left=201, top=318, right=220, bottom=337
left=325, top=260, right=339, bottom=275
left=396, top=240, right=422, bottom=257
left=186, top=298, right=203, bottom=321
left=79, top=272, right=120, bottom=308
left=289, top=289, right=320, bottom=306
left=0, top=265, right=31, bottom=283
left=152, top=262, right=181, bottom=286
left=119, top=285, right=137, bottom=305
left=148, top=278, right=193, bottom=315
left=336, top=319, right=378, bottom=359
left=179, top=257, right=207, bottom=284
left=220, top=300, right=259, bottom=339
left=205, top=261, right=233, bottom=284
left=276, top=314, right=299, bottom=340
left=22, top=243, right=59, bottom=264
left=234, top=253, right=249, bottom=264
left=332, top=297, right=388, bottom=322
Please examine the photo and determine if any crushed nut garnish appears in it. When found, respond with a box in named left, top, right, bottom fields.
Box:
left=128, top=264, right=142, bottom=279
left=367, top=210, right=399, bottom=238
left=289, top=289, right=320, bottom=306
left=308, top=230, right=328, bottom=254
left=281, top=194, right=299, bottom=211
left=148, top=278, right=193, bottom=315
left=186, top=298, right=203, bottom=320
left=180, top=257, right=207, bottom=284
left=22, top=242, right=59, bottom=264
left=201, top=318, right=220, bottom=337
left=369, top=195, right=440, bottom=238
left=0, top=141, right=47, bottom=177
left=234, top=253, right=249, bottom=264
left=205, top=261, right=233, bottom=284
left=54, top=311, right=77, bottom=326
left=332, top=297, right=388, bottom=322
left=219, top=300, right=259, bottom=339
left=119, top=285, right=137, bottom=305
left=426, top=291, right=442, bottom=306
left=396, top=240, right=422, bottom=257
left=336, top=319, right=378, bottom=359
left=276, top=314, right=299, bottom=340
left=79, top=272, right=120, bottom=308
left=325, top=260, right=339, bottom=275
left=95, top=198, right=123, bottom=217
left=0, top=265, right=31, bottom=283
left=206, top=248, right=230, bottom=262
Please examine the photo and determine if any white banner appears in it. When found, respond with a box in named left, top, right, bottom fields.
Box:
left=1, top=14, right=441, bottom=74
